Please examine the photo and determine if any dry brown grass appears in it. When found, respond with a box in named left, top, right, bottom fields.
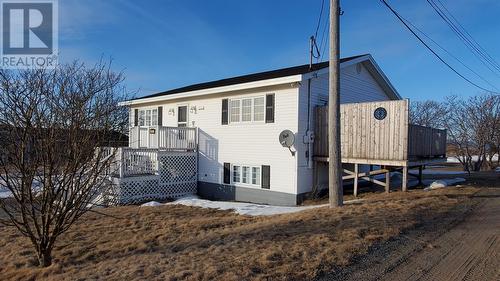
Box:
left=0, top=186, right=478, bottom=281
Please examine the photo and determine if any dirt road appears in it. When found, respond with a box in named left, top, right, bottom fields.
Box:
left=320, top=187, right=500, bottom=281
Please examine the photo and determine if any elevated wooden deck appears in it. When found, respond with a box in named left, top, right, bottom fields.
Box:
left=314, top=100, right=447, bottom=194
left=314, top=100, right=446, bottom=165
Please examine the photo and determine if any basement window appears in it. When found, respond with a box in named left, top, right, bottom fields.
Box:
left=232, top=164, right=261, bottom=187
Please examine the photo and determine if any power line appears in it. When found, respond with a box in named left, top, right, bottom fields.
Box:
left=434, top=0, right=500, bottom=70
left=318, top=3, right=330, bottom=62
left=426, top=0, right=500, bottom=76
left=379, top=0, right=499, bottom=94
left=402, top=16, right=499, bottom=91
left=432, top=0, right=500, bottom=72
left=314, top=0, right=326, bottom=38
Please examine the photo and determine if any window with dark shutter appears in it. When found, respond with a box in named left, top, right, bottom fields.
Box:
left=134, top=109, right=139, bottom=127
left=157, top=106, right=163, bottom=126
left=265, top=94, right=275, bottom=123
left=261, top=165, right=270, bottom=189
left=223, top=162, right=231, bottom=184
left=222, top=99, right=228, bottom=125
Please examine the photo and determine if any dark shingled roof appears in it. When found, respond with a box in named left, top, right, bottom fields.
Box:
left=137, top=54, right=368, bottom=100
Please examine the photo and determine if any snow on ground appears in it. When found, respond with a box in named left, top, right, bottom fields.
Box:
left=447, top=154, right=498, bottom=163
left=424, top=178, right=466, bottom=191
left=140, top=201, right=163, bottom=207
left=140, top=195, right=364, bottom=216
left=496, top=167, right=500, bottom=172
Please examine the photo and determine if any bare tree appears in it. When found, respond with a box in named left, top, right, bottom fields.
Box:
left=443, top=94, right=499, bottom=172
left=0, top=61, right=128, bottom=267
left=409, top=100, right=446, bottom=128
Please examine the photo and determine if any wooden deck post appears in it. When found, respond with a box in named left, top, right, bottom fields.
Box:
left=385, top=168, right=390, bottom=193
left=402, top=166, right=408, bottom=192
left=353, top=163, right=359, bottom=197
left=418, top=165, right=423, bottom=186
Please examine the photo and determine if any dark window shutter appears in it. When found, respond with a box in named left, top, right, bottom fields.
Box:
left=265, top=94, right=275, bottom=123
left=222, top=99, right=228, bottom=125
left=157, top=106, right=163, bottom=126
left=261, top=165, right=270, bottom=189
left=223, top=162, right=231, bottom=184
left=134, top=109, right=139, bottom=126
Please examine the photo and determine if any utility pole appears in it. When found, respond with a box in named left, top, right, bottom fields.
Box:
left=329, top=0, right=343, bottom=207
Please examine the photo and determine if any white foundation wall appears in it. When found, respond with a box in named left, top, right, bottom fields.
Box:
left=130, top=84, right=300, bottom=195
left=296, top=62, right=394, bottom=194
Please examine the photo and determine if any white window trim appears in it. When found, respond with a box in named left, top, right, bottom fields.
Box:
left=231, top=164, right=261, bottom=188
left=228, top=95, right=266, bottom=124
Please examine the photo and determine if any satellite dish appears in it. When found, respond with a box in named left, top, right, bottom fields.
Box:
left=279, top=130, right=295, bottom=147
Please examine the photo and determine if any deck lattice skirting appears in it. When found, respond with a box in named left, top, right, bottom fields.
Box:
left=114, top=150, right=197, bottom=204
left=103, top=147, right=198, bottom=205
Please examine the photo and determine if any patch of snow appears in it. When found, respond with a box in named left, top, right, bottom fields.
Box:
left=424, top=178, right=466, bottom=191
left=428, top=180, right=448, bottom=189
left=165, top=196, right=363, bottom=216
left=447, top=154, right=498, bottom=163
left=495, top=167, right=500, bottom=173
left=141, top=201, right=163, bottom=207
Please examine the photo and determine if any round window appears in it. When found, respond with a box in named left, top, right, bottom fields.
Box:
left=374, top=107, right=387, bottom=120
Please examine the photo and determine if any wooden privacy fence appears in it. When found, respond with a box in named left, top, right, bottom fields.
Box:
left=408, top=125, right=447, bottom=159
left=314, top=100, right=446, bottom=163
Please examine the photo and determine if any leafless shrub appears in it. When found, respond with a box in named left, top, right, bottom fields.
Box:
left=409, top=100, right=446, bottom=128
left=0, top=61, right=128, bottom=267
left=443, top=94, right=499, bottom=172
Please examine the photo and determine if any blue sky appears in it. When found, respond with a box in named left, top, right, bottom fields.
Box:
left=58, top=0, right=500, bottom=101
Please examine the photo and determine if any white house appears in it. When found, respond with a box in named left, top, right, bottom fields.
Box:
left=121, top=54, right=404, bottom=206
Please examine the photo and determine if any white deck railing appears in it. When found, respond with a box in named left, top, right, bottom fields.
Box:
left=129, top=126, right=197, bottom=150
left=119, top=147, right=158, bottom=177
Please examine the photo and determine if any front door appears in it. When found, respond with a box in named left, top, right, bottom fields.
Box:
left=178, top=105, right=188, bottom=127
left=177, top=105, right=188, bottom=140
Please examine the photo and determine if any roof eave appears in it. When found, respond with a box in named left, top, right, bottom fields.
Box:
left=119, top=74, right=303, bottom=106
